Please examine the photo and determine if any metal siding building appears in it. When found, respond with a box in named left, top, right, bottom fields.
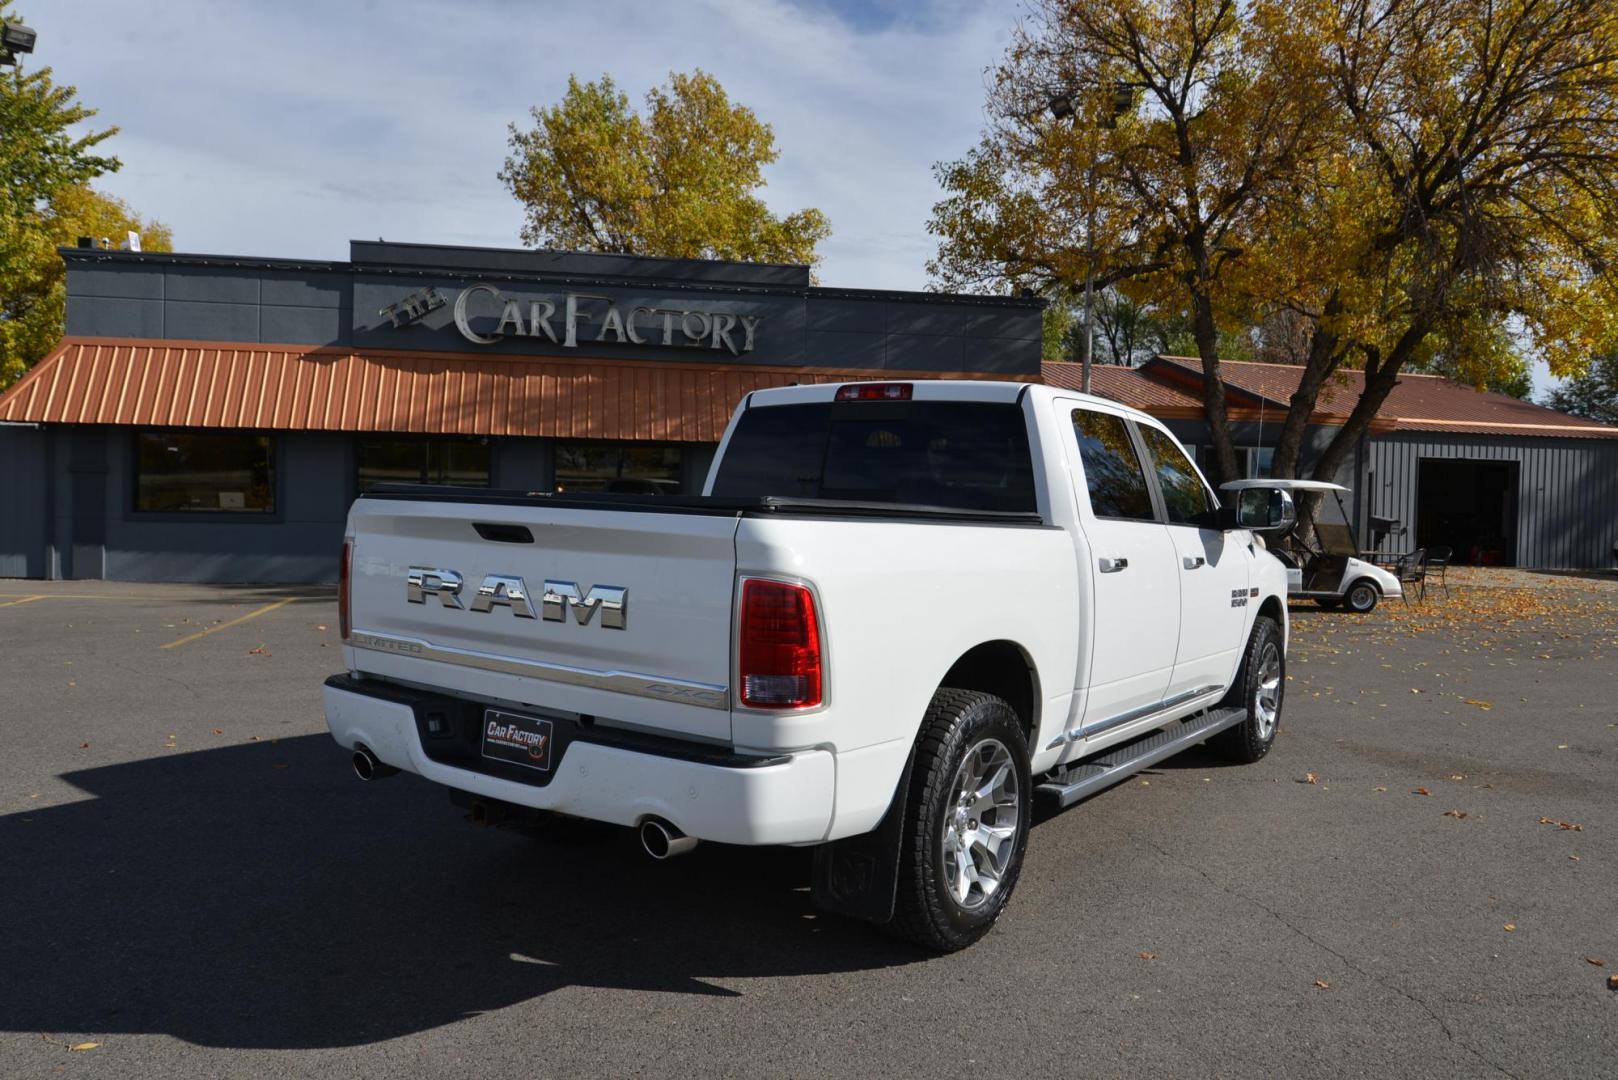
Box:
left=0, top=242, right=1043, bottom=584
left=1364, top=433, right=1618, bottom=570
left=1050, top=357, right=1618, bottom=570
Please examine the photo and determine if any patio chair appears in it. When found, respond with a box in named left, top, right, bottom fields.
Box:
left=1394, top=548, right=1428, bottom=604
left=1426, top=545, right=1452, bottom=598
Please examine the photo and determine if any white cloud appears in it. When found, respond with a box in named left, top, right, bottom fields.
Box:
left=28, top=0, right=1017, bottom=289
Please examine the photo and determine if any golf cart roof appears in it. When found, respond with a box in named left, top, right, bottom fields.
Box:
left=1219, top=479, right=1350, bottom=493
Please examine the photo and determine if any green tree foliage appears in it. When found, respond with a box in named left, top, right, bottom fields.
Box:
left=1544, top=353, right=1618, bottom=425
left=499, top=71, right=830, bottom=268
left=1, top=2, right=171, bottom=387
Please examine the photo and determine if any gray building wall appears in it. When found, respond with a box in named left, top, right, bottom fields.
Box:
left=63, top=244, right=1043, bottom=376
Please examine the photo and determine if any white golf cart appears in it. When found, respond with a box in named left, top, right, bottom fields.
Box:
left=1221, top=479, right=1403, bottom=613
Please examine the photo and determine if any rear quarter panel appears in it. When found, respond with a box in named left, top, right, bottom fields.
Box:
left=732, top=514, right=1080, bottom=833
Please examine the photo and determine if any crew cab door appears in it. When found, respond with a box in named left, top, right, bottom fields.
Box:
left=1134, top=423, right=1250, bottom=699
left=1059, top=402, right=1181, bottom=733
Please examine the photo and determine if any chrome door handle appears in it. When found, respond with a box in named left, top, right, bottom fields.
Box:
left=1099, top=557, right=1129, bottom=573
left=1183, top=556, right=1205, bottom=569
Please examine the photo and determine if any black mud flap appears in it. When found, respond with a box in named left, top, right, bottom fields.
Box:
left=810, top=750, right=914, bottom=924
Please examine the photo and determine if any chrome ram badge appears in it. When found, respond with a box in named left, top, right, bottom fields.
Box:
left=406, top=567, right=626, bottom=629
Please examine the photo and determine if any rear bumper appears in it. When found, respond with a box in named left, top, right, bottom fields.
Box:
left=322, top=675, right=836, bottom=846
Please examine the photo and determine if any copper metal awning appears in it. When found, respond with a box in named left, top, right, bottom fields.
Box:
left=0, top=338, right=1030, bottom=443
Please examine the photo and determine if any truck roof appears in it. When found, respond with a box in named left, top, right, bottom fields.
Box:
left=744, top=379, right=1159, bottom=421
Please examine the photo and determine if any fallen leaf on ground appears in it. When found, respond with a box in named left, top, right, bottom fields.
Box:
left=247, top=646, right=271, bottom=656
left=1539, top=817, right=1585, bottom=831
left=316, top=624, right=327, bottom=631
left=1443, top=809, right=1468, bottom=819
left=1301, top=772, right=1319, bottom=785
left=78, top=742, right=89, bottom=749
left=1137, top=951, right=1156, bottom=960
left=69, top=1042, right=99, bottom=1051
left=1570, top=855, right=1582, bottom=861
left=1504, top=923, right=1517, bottom=932
left=1609, top=975, right=1618, bottom=991
left=1373, top=786, right=1387, bottom=792
left=1449, top=774, right=1467, bottom=781
left=1314, top=980, right=1331, bottom=990
left=1462, top=699, right=1493, bottom=710
left=211, top=728, right=223, bottom=735
left=1586, top=957, right=1606, bottom=967
left=1413, top=787, right=1431, bottom=796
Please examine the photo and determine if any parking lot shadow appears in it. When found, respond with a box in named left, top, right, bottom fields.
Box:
left=0, top=737, right=922, bottom=1049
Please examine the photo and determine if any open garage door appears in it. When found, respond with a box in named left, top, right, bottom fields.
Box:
left=1417, top=458, right=1519, bottom=566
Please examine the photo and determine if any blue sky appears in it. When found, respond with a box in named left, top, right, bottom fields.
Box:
left=25, top=0, right=1017, bottom=291
left=20, top=0, right=1563, bottom=393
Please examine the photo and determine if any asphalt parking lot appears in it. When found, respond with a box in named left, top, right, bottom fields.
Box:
left=2, top=574, right=1615, bottom=1078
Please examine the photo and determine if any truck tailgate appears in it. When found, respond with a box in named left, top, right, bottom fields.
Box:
left=345, top=497, right=741, bottom=743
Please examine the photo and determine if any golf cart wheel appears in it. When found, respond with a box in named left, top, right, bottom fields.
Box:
left=1345, top=579, right=1380, bottom=613
left=888, top=688, right=1031, bottom=952
left=1213, top=616, right=1285, bottom=764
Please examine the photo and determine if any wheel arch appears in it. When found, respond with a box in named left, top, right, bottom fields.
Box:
left=938, top=640, right=1040, bottom=749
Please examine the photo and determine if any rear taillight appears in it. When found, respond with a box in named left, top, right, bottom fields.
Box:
left=739, top=579, right=823, bottom=709
left=338, top=540, right=352, bottom=640
left=835, top=382, right=911, bottom=402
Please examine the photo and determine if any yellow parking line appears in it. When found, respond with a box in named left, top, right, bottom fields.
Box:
left=0, top=593, right=145, bottom=601
left=161, top=597, right=296, bottom=649
left=0, top=595, right=46, bottom=608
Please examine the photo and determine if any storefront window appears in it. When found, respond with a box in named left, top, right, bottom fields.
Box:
left=135, top=431, right=275, bottom=513
left=356, top=438, right=491, bottom=492
left=554, top=443, right=683, bottom=494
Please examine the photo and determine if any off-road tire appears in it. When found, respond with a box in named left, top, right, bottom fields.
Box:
left=1212, top=616, right=1285, bottom=764
left=1345, top=578, right=1380, bottom=613
left=888, top=688, right=1031, bottom=952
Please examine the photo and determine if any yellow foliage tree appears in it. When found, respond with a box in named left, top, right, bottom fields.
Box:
left=932, top=0, right=1618, bottom=484
left=499, top=71, right=830, bottom=268
left=0, top=185, right=172, bottom=387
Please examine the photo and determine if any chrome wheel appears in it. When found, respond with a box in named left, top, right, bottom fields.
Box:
left=1254, top=642, right=1282, bottom=740
left=940, top=738, right=1020, bottom=911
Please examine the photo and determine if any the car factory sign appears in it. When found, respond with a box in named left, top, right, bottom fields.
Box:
left=380, top=283, right=762, bottom=356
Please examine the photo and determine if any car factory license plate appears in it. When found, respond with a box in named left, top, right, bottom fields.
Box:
left=481, top=709, right=555, bottom=772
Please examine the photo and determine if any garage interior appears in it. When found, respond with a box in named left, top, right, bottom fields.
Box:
left=1417, top=458, right=1521, bottom=566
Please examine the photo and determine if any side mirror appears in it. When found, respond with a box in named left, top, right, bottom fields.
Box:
left=1223, top=487, right=1296, bottom=533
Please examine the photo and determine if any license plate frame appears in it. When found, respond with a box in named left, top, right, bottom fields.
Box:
left=480, top=708, right=556, bottom=773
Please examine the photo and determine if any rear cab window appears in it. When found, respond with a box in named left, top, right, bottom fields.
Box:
left=711, top=400, right=1036, bottom=513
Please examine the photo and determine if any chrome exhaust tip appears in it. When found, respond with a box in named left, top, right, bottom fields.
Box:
left=639, top=818, right=698, bottom=860
left=352, top=746, right=398, bottom=781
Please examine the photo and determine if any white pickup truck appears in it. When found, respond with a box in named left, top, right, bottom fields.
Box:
left=325, top=380, right=1294, bottom=950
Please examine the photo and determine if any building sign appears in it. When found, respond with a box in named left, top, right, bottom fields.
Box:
left=444, top=283, right=761, bottom=356
left=378, top=286, right=446, bottom=328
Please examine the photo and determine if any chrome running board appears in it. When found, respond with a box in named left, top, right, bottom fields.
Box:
left=1034, top=706, right=1248, bottom=809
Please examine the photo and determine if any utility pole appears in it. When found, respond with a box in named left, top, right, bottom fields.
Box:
left=1049, top=83, right=1135, bottom=396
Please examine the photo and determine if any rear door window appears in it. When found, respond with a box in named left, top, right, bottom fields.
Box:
left=711, top=400, right=1036, bottom=513
left=1070, top=408, right=1156, bottom=520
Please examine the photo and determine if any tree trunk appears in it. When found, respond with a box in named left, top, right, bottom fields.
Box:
left=1309, top=322, right=1429, bottom=484
left=1190, top=289, right=1241, bottom=485
left=1269, top=297, right=1344, bottom=480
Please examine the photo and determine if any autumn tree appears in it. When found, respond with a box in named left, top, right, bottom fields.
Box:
left=499, top=71, right=830, bottom=268
left=1264, top=0, right=1618, bottom=482
left=0, top=2, right=169, bottom=386
left=930, top=0, right=1330, bottom=483
left=934, top=0, right=1618, bottom=485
